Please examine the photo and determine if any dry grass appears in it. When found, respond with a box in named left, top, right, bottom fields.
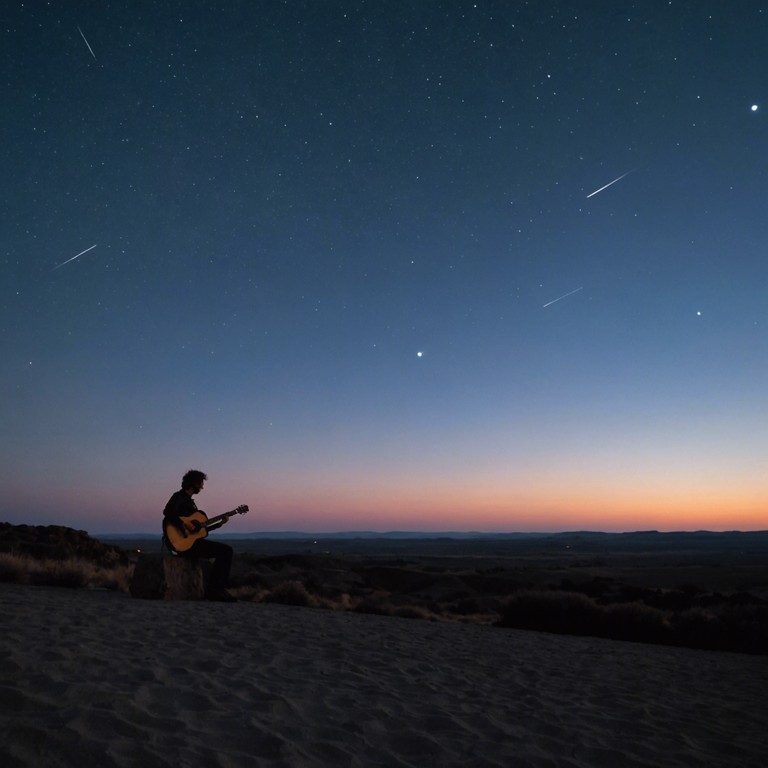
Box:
left=262, top=579, right=321, bottom=607
left=0, top=551, right=133, bottom=591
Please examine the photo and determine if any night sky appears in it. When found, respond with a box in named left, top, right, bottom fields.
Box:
left=3, top=1, right=766, bottom=534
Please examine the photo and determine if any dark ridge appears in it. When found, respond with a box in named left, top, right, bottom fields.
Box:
left=0, top=522, right=130, bottom=566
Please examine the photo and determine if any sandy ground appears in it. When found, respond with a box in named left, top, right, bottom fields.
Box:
left=0, top=583, right=765, bottom=767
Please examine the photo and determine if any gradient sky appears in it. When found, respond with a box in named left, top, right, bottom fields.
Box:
left=2, top=1, right=766, bottom=534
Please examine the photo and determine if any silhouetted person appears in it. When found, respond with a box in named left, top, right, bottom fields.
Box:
left=163, top=469, right=235, bottom=602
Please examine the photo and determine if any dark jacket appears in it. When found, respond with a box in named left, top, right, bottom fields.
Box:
left=163, top=489, right=198, bottom=528
left=162, top=490, right=225, bottom=532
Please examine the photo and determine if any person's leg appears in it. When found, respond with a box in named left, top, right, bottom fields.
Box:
left=188, top=538, right=234, bottom=595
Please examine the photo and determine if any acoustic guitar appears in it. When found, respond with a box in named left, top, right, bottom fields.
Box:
left=164, top=505, right=249, bottom=554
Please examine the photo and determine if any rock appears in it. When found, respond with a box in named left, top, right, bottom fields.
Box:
left=129, top=553, right=209, bottom=600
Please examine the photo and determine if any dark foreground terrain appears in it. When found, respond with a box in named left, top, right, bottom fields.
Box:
left=3, top=524, right=766, bottom=653
left=103, top=530, right=768, bottom=654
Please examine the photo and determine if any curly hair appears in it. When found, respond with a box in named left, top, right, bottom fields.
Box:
left=181, top=469, right=208, bottom=490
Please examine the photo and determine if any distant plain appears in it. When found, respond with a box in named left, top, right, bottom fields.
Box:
left=101, top=531, right=768, bottom=654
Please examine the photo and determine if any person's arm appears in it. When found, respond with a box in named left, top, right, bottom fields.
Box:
left=206, top=513, right=231, bottom=532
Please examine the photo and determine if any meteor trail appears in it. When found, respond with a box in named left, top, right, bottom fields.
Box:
left=542, top=286, right=583, bottom=308
left=586, top=170, right=632, bottom=198
left=77, top=26, right=97, bottom=61
left=53, top=244, right=97, bottom=271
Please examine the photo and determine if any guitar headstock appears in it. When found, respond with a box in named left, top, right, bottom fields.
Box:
left=235, top=504, right=249, bottom=515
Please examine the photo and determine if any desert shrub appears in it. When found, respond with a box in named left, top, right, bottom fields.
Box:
left=94, top=563, right=133, bottom=592
left=727, top=592, right=765, bottom=606
left=450, top=597, right=482, bottom=615
left=498, top=591, right=670, bottom=643
left=498, top=590, right=603, bottom=636
left=29, top=558, right=92, bottom=588
left=327, top=592, right=353, bottom=611
left=672, top=604, right=768, bottom=654
left=693, top=592, right=728, bottom=608
left=0, top=552, right=33, bottom=583
left=263, top=579, right=319, bottom=607
left=228, top=558, right=263, bottom=588
left=352, top=596, right=394, bottom=616
left=577, top=577, right=616, bottom=599
left=613, top=584, right=654, bottom=604
left=717, top=604, right=768, bottom=654
left=601, top=601, right=670, bottom=643
left=496, top=588, right=767, bottom=654
left=230, top=585, right=269, bottom=602
left=672, top=607, right=721, bottom=650
left=645, top=589, right=695, bottom=612
left=391, top=604, right=435, bottom=620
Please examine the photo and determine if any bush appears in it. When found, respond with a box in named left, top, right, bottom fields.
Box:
left=672, top=604, right=768, bottom=654
left=602, top=601, right=670, bottom=643
left=263, top=580, right=319, bottom=607
left=498, top=590, right=670, bottom=643
left=498, top=590, right=603, bottom=636
left=392, top=604, right=436, bottom=620
left=496, top=588, right=767, bottom=654
left=29, top=558, right=91, bottom=588
left=0, top=552, right=32, bottom=583
left=450, top=597, right=482, bottom=615
left=351, top=596, right=393, bottom=616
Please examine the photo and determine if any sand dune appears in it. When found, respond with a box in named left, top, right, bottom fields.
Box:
left=1, top=583, right=765, bottom=767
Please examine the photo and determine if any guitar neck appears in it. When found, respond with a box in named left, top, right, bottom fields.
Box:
left=203, top=507, right=245, bottom=528
left=204, top=510, right=235, bottom=528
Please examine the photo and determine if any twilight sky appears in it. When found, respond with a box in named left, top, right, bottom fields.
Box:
left=2, top=1, right=766, bottom=534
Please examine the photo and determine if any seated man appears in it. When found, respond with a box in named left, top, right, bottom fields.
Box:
left=162, top=469, right=235, bottom=602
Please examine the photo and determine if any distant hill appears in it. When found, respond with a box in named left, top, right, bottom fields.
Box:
left=96, top=529, right=768, bottom=555
left=100, top=530, right=548, bottom=540
left=0, top=522, right=129, bottom=565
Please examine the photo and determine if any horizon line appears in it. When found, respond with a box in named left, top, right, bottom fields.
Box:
left=94, top=528, right=768, bottom=538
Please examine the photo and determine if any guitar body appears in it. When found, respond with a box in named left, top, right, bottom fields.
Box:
left=163, top=504, right=248, bottom=554
left=164, top=511, right=210, bottom=553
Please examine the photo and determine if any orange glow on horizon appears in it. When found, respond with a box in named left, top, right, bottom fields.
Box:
left=242, top=482, right=766, bottom=533
left=27, top=466, right=762, bottom=534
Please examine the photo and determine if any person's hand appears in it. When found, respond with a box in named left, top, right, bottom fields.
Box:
left=222, top=514, right=232, bottom=525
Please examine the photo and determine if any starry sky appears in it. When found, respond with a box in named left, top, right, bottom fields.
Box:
left=2, top=1, right=767, bottom=534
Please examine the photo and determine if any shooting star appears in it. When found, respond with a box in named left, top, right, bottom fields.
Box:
left=77, top=26, right=97, bottom=61
left=53, top=244, right=97, bottom=271
left=586, top=170, right=633, bottom=199
left=542, top=286, right=583, bottom=308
